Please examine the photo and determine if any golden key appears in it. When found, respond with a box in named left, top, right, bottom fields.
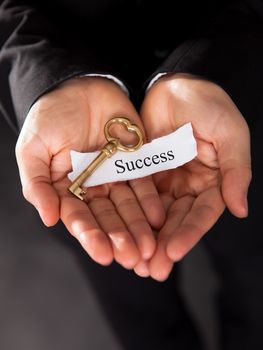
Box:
left=68, top=117, right=144, bottom=200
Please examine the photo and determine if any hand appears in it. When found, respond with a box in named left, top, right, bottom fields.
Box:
left=138, top=74, right=251, bottom=281
left=16, top=77, right=165, bottom=269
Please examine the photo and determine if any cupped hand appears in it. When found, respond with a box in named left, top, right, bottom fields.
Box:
left=16, top=77, right=165, bottom=269
left=139, top=74, right=251, bottom=281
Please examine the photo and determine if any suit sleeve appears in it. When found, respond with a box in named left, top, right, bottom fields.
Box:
left=147, top=0, right=263, bottom=124
left=0, top=0, right=128, bottom=131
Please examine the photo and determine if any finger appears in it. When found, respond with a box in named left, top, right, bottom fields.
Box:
left=16, top=148, right=59, bottom=227
left=59, top=191, right=114, bottom=266
left=134, top=259, right=150, bottom=278
left=110, top=183, right=156, bottom=260
left=220, top=156, right=251, bottom=218
left=167, top=187, right=225, bottom=262
left=221, top=165, right=251, bottom=217
left=159, top=191, right=174, bottom=212
left=217, top=118, right=251, bottom=217
left=149, top=195, right=194, bottom=282
left=140, top=89, right=173, bottom=141
left=129, top=176, right=166, bottom=229
left=89, top=197, right=140, bottom=269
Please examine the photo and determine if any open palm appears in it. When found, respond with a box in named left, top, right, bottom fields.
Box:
left=140, top=74, right=251, bottom=281
left=16, top=77, right=165, bottom=269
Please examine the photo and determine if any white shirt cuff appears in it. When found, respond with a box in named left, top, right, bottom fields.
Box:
left=146, top=72, right=168, bottom=91
left=79, top=73, right=129, bottom=96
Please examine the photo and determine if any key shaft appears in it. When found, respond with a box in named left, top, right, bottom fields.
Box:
left=68, top=140, right=117, bottom=200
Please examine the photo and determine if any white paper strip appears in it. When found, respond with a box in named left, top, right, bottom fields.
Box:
left=68, top=123, right=197, bottom=187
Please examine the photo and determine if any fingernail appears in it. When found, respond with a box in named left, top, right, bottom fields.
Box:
left=167, top=245, right=184, bottom=262
left=134, top=262, right=150, bottom=277
left=38, top=209, right=49, bottom=227
left=241, top=194, right=249, bottom=217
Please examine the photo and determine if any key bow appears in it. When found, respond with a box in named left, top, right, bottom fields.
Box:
left=104, top=117, right=143, bottom=152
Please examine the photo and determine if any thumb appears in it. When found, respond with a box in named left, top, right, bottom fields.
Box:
left=217, top=119, right=252, bottom=218
left=140, top=89, right=174, bottom=142
left=16, top=144, right=60, bottom=227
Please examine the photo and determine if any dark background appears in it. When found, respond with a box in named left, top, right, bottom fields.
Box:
left=0, top=116, right=220, bottom=350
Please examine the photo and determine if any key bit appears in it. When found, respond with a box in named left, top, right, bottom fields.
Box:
left=68, top=140, right=118, bottom=200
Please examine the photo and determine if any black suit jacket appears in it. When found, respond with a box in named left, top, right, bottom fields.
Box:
left=0, top=0, right=262, bottom=132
